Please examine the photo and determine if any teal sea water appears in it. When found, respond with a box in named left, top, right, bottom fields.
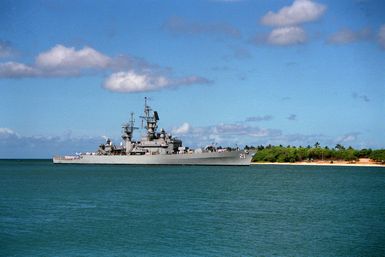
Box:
left=1, top=160, right=384, bottom=256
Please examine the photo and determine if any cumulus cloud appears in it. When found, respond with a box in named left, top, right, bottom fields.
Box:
left=172, top=122, right=191, bottom=134
left=261, top=0, right=326, bottom=27
left=257, top=0, right=326, bottom=46
left=378, top=24, right=385, bottom=48
left=0, top=127, right=19, bottom=138
left=245, top=115, right=273, bottom=122
left=0, top=62, right=38, bottom=78
left=0, top=44, right=211, bottom=93
left=36, top=44, right=111, bottom=70
left=164, top=16, right=240, bottom=38
left=267, top=27, right=306, bottom=45
left=0, top=45, right=172, bottom=78
left=0, top=45, right=112, bottom=78
left=103, top=71, right=169, bottom=93
left=327, top=28, right=371, bottom=44
left=103, top=71, right=211, bottom=93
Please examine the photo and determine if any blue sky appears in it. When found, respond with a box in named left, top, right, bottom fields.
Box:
left=0, top=0, right=384, bottom=158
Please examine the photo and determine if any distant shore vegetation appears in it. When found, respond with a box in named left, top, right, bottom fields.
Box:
left=244, top=143, right=385, bottom=163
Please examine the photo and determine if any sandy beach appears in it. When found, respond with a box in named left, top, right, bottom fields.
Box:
left=252, top=158, right=385, bottom=167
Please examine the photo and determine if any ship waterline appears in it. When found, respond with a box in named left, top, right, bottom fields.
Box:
left=53, top=97, right=254, bottom=166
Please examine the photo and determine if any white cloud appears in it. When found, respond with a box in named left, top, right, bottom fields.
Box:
left=172, top=122, right=191, bottom=134
left=328, top=28, right=371, bottom=44
left=36, top=44, right=111, bottom=70
left=0, top=44, right=212, bottom=93
left=103, top=70, right=211, bottom=93
left=261, top=0, right=326, bottom=27
left=257, top=0, right=325, bottom=46
left=378, top=24, right=385, bottom=48
left=0, top=45, right=112, bottom=77
left=267, top=26, right=306, bottom=45
left=0, top=127, right=18, bottom=138
left=0, top=62, right=38, bottom=78
left=103, top=71, right=169, bottom=93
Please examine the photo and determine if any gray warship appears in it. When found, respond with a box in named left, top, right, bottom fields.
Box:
left=53, top=98, right=255, bottom=165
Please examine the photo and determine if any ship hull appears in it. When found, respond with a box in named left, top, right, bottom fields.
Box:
left=53, top=150, right=254, bottom=166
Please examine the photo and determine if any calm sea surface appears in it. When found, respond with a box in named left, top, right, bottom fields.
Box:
left=1, top=160, right=384, bottom=256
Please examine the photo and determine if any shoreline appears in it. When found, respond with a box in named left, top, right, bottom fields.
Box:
left=251, top=160, right=385, bottom=168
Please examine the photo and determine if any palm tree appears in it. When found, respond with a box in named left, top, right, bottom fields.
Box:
left=335, top=144, right=345, bottom=150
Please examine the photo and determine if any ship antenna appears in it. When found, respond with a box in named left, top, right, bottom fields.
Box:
left=139, top=96, right=158, bottom=141
left=141, top=97, right=148, bottom=128
left=130, top=112, right=136, bottom=131
left=144, top=96, right=151, bottom=120
left=141, top=96, right=152, bottom=129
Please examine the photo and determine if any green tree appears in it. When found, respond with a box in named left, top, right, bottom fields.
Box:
left=335, top=144, right=345, bottom=150
left=251, top=144, right=384, bottom=164
left=358, top=148, right=372, bottom=158
left=370, top=150, right=385, bottom=163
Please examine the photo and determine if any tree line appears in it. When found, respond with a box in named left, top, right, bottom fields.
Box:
left=244, top=143, right=385, bottom=163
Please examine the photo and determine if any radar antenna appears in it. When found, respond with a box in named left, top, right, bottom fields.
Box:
left=140, top=97, right=158, bottom=140
left=121, top=112, right=138, bottom=142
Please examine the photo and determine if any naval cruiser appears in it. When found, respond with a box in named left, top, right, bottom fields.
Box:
left=53, top=98, right=255, bottom=165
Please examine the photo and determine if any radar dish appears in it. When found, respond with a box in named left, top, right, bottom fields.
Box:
left=154, top=111, right=159, bottom=121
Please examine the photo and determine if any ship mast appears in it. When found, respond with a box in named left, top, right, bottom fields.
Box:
left=122, top=112, right=137, bottom=142
left=140, top=97, right=159, bottom=141
left=121, top=112, right=138, bottom=154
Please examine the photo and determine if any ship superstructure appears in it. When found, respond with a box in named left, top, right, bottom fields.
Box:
left=53, top=98, right=254, bottom=165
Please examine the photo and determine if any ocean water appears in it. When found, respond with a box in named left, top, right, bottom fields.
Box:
left=0, top=160, right=384, bottom=256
